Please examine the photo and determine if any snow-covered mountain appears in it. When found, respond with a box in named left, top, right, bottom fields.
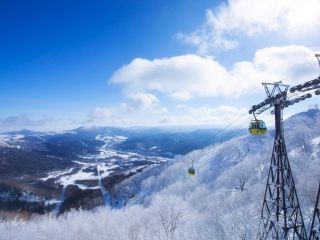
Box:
left=0, top=126, right=239, bottom=216
left=1, top=109, right=320, bottom=240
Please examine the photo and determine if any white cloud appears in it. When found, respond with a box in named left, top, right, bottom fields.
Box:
left=252, top=45, right=319, bottom=83
left=89, top=106, right=132, bottom=126
left=89, top=99, right=167, bottom=126
left=89, top=104, right=248, bottom=127
left=158, top=105, right=248, bottom=127
left=128, top=92, right=160, bottom=111
left=110, top=45, right=318, bottom=102
left=111, top=55, right=229, bottom=100
left=0, top=114, right=77, bottom=132
left=0, top=114, right=52, bottom=127
left=177, top=0, right=320, bottom=53
left=90, top=107, right=117, bottom=121
left=111, top=54, right=247, bottom=100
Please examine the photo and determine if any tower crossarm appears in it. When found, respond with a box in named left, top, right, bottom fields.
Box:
left=250, top=78, right=320, bottom=116
left=249, top=91, right=287, bottom=115
left=289, top=77, right=320, bottom=94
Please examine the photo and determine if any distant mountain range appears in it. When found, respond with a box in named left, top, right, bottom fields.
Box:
left=0, top=125, right=244, bottom=217
left=1, top=126, right=244, bottom=160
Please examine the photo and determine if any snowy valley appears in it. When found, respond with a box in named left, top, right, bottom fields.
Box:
left=0, top=126, right=237, bottom=218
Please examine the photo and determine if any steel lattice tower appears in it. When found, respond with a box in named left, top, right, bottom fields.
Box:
left=310, top=54, right=320, bottom=240
left=248, top=54, right=320, bottom=239
left=252, top=83, right=308, bottom=239
left=309, top=182, right=320, bottom=240
left=258, top=104, right=308, bottom=239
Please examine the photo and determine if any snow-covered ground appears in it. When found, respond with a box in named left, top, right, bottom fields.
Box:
left=0, top=134, right=24, bottom=148
left=56, top=164, right=117, bottom=188
left=40, top=168, right=75, bottom=181
left=39, top=135, right=168, bottom=192
left=96, top=135, right=128, bottom=146
left=1, top=110, right=320, bottom=240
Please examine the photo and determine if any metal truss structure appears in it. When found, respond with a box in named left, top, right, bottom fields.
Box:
left=250, top=54, right=320, bottom=239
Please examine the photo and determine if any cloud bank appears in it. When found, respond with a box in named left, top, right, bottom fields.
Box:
left=0, top=115, right=53, bottom=132
left=89, top=45, right=319, bottom=127
left=177, top=0, right=320, bottom=53
left=111, top=45, right=318, bottom=101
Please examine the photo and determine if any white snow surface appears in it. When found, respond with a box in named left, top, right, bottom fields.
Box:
left=39, top=134, right=167, bottom=191
left=58, top=169, right=97, bottom=187
left=95, top=135, right=127, bottom=147
left=41, top=164, right=117, bottom=189
left=1, top=110, right=320, bottom=240
left=311, top=136, right=320, bottom=145
left=40, top=168, right=75, bottom=181
left=0, top=134, right=24, bottom=148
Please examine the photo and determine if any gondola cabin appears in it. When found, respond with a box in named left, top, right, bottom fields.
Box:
left=188, top=167, right=195, bottom=176
left=249, top=120, right=267, bottom=135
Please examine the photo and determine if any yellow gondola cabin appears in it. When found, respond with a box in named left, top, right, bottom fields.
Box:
left=249, top=119, right=267, bottom=135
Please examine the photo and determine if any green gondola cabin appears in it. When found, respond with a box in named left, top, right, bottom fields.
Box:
left=188, top=167, right=195, bottom=176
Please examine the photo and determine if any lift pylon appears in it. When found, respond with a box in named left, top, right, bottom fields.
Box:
left=249, top=54, right=320, bottom=239
left=309, top=54, right=320, bottom=240
left=309, top=181, right=320, bottom=240
left=250, top=82, right=308, bottom=239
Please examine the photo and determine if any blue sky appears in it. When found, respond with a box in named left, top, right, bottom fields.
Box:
left=1, top=0, right=320, bottom=132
